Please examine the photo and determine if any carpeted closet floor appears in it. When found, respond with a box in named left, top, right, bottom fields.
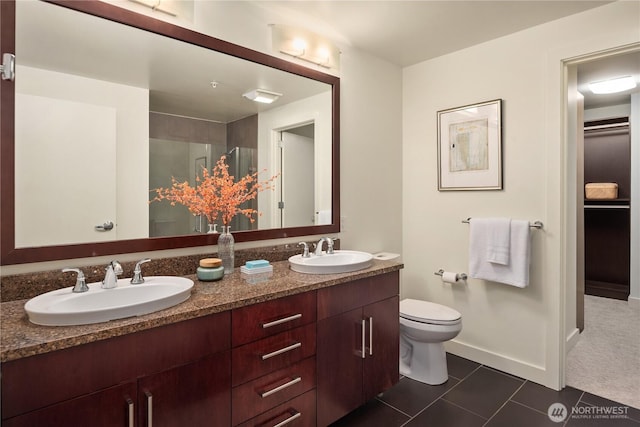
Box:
left=566, top=295, right=640, bottom=409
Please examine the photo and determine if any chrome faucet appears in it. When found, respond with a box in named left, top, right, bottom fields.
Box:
left=314, top=237, right=334, bottom=256
left=298, top=242, right=310, bottom=258
left=131, top=258, right=151, bottom=284
left=62, top=268, right=88, bottom=293
left=102, top=261, right=123, bottom=289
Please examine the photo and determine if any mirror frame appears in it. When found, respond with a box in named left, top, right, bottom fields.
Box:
left=0, top=0, right=340, bottom=265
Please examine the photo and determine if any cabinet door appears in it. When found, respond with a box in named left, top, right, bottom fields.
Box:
left=363, top=296, right=399, bottom=401
left=3, top=381, right=137, bottom=427
left=317, top=308, right=364, bottom=427
left=138, top=351, right=230, bottom=427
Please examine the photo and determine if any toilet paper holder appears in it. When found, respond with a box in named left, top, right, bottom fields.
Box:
left=434, top=269, right=467, bottom=281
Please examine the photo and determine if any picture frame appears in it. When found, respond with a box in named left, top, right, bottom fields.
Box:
left=437, top=99, right=502, bottom=191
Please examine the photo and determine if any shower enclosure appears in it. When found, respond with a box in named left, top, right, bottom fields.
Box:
left=149, top=139, right=258, bottom=237
left=224, top=146, right=259, bottom=232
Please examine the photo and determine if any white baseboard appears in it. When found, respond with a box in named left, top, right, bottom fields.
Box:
left=444, top=339, right=550, bottom=387
left=628, top=296, right=640, bottom=308
left=566, top=328, right=580, bottom=353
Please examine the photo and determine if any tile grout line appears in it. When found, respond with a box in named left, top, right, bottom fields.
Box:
left=479, top=379, right=527, bottom=426
left=439, top=396, right=490, bottom=421
left=395, top=365, right=484, bottom=427
left=375, top=397, right=414, bottom=419
left=563, top=392, right=586, bottom=427
left=509, top=397, right=559, bottom=418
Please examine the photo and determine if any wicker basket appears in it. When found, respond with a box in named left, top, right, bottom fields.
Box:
left=585, top=183, right=618, bottom=200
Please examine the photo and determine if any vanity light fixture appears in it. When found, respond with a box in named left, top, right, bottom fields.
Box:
left=271, top=24, right=340, bottom=70
left=242, top=89, right=283, bottom=104
left=589, top=75, right=637, bottom=94
left=127, top=0, right=177, bottom=16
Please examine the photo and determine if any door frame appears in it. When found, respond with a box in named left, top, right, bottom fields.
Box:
left=559, top=42, right=640, bottom=388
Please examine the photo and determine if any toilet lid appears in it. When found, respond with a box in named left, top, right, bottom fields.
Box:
left=400, top=299, right=461, bottom=325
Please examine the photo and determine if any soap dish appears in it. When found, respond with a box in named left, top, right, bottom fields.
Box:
left=240, top=265, right=273, bottom=275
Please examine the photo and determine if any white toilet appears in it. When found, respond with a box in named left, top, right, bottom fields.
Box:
left=399, top=298, right=462, bottom=385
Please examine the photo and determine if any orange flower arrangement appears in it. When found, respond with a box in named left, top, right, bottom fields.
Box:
left=151, top=155, right=278, bottom=227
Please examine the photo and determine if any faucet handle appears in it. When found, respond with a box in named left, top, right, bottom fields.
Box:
left=298, top=242, right=310, bottom=258
left=326, top=238, right=335, bottom=254
left=109, top=260, right=123, bottom=275
left=62, top=268, right=89, bottom=293
left=131, top=258, right=151, bottom=284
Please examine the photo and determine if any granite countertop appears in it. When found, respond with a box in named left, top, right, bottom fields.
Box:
left=1, top=259, right=403, bottom=363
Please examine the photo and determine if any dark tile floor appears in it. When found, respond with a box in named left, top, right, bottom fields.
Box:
left=330, top=354, right=640, bottom=427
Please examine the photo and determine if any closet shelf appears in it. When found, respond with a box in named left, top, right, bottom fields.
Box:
left=584, top=198, right=629, bottom=208
left=584, top=205, right=630, bottom=209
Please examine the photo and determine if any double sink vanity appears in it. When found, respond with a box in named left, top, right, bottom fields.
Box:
left=0, top=251, right=402, bottom=427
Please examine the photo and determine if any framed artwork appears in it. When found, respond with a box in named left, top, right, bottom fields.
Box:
left=437, top=99, right=502, bottom=191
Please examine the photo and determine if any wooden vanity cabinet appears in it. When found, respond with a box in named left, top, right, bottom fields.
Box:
left=231, top=292, right=317, bottom=426
left=316, top=272, right=400, bottom=427
left=2, top=381, right=138, bottom=427
left=2, top=270, right=401, bottom=427
left=1, top=311, right=231, bottom=427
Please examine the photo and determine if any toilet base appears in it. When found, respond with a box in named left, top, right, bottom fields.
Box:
left=400, top=337, right=449, bottom=385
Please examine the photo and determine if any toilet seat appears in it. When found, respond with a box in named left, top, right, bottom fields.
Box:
left=400, top=299, right=461, bottom=326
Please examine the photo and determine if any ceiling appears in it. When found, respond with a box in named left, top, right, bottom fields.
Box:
left=576, top=51, right=640, bottom=109
left=268, top=0, right=639, bottom=109
left=19, top=1, right=640, bottom=115
left=266, top=1, right=613, bottom=67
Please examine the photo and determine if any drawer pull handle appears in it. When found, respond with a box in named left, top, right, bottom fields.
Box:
left=369, top=316, right=374, bottom=356
left=272, top=411, right=302, bottom=427
left=145, top=391, right=153, bottom=427
left=262, top=313, right=302, bottom=329
left=126, top=398, right=134, bottom=427
left=261, top=376, right=302, bottom=398
left=262, top=342, right=302, bottom=360
left=361, top=319, right=366, bottom=359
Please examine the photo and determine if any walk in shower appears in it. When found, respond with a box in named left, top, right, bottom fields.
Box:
left=148, top=112, right=258, bottom=237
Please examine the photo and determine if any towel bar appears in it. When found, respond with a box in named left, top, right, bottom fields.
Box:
left=462, top=218, right=543, bottom=229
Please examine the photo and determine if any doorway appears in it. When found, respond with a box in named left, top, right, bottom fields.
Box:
left=275, top=123, right=316, bottom=228
left=565, top=47, right=640, bottom=409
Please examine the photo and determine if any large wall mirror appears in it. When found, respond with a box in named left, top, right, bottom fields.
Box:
left=0, top=0, right=340, bottom=265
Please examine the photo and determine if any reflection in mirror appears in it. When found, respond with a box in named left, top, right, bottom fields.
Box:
left=1, top=0, right=340, bottom=264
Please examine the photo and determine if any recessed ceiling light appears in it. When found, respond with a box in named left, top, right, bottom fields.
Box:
left=588, top=76, right=636, bottom=94
left=242, top=89, right=283, bottom=104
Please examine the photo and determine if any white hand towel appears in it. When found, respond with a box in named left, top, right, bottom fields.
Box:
left=484, top=218, right=511, bottom=265
left=469, top=219, right=531, bottom=288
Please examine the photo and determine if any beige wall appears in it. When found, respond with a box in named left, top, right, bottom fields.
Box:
left=402, top=1, right=640, bottom=389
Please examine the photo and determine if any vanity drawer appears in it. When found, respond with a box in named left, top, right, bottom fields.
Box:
left=232, top=323, right=316, bottom=386
left=232, top=357, right=316, bottom=425
left=318, top=272, right=399, bottom=320
left=236, top=390, right=316, bottom=427
left=232, top=292, right=317, bottom=346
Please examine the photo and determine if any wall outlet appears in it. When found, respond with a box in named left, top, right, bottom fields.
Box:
left=340, top=216, right=347, bottom=232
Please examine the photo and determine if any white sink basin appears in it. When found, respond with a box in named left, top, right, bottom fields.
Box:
left=25, top=276, right=194, bottom=326
left=289, top=250, right=374, bottom=274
